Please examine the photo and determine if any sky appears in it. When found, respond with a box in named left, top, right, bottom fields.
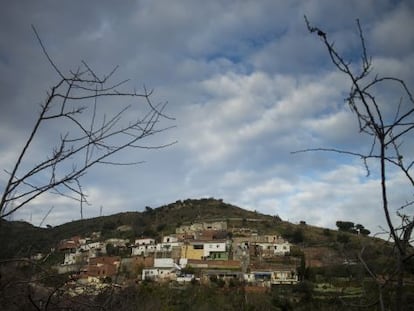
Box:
left=1, top=0, right=414, bottom=235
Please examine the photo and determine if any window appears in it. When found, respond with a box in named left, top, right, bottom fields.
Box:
left=194, top=244, right=204, bottom=249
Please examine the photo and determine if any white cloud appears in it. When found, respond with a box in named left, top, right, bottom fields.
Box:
left=371, top=2, right=414, bottom=58
left=1, top=0, right=413, bottom=236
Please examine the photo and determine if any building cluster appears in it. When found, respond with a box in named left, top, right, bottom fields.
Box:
left=56, top=221, right=299, bottom=290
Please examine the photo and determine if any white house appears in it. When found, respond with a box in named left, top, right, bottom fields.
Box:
left=141, top=258, right=182, bottom=281
left=132, top=238, right=157, bottom=256
left=271, top=269, right=298, bottom=285
left=105, top=238, right=129, bottom=247
left=162, top=236, right=178, bottom=243
left=256, top=241, right=290, bottom=256
left=135, top=238, right=155, bottom=246
left=79, top=242, right=106, bottom=258
left=142, top=267, right=178, bottom=281
left=64, top=253, right=77, bottom=265
left=154, top=258, right=181, bottom=269
left=244, top=269, right=298, bottom=286
left=156, top=240, right=182, bottom=253
left=203, top=241, right=227, bottom=258
left=131, top=244, right=156, bottom=256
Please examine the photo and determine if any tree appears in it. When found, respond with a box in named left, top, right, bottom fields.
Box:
left=335, top=221, right=355, bottom=232
left=301, top=17, right=414, bottom=311
left=336, top=221, right=371, bottom=235
left=0, top=27, right=175, bottom=221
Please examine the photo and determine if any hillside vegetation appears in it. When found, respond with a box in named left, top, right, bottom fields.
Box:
left=0, top=198, right=392, bottom=264
left=2, top=198, right=414, bottom=310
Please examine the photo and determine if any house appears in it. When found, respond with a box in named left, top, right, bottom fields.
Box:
left=180, top=241, right=205, bottom=260
left=120, top=255, right=154, bottom=278
left=180, top=259, right=241, bottom=270
left=142, top=268, right=177, bottom=281
left=176, top=233, right=195, bottom=241
left=64, top=252, right=77, bottom=265
left=271, top=268, right=298, bottom=285
left=233, top=235, right=290, bottom=257
left=79, top=241, right=106, bottom=258
left=141, top=258, right=180, bottom=282
left=132, top=238, right=157, bottom=256
left=203, top=241, right=229, bottom=260
left=135, top=238, right=155, bottom=246
left=244, top=268, right=298, bottom=287
left=176, top=274, right=195, bottom=283
left=195, top=229, right=228, bottom=241
left=162, top=235, right=178, bottom=243
left=80, top=256, right=121, bottom=282
left=202, top=270, right=244, bottom=285
left=180, top=240, right=229, bottom=260
left=255, top=242, right=290, bottom=257
left=176, top=221, right=227, bottom=234
left=105, top=238, right=129, bottom=247
left=156, top=236, right=182, bottom=254
left=58, top=237, right=80, bottom=252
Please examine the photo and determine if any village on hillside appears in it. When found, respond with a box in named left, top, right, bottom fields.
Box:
left=54, top=220, right=300, bottom=295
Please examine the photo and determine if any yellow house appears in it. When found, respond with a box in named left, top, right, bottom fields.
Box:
left=180, top=242, right=205, bottom=260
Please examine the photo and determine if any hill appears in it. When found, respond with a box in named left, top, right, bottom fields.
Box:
left=1, top=198, right=273, bottom=258
left=1, top=198, right=391, bottom=266
left=2, top=198, right=412, bottom=310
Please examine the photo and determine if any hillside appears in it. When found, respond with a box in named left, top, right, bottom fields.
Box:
left=1, top=198, right=390, bottom=266
left=1, top=198, right=272, bottom=258
left=2, top=198, right=413, bottom=310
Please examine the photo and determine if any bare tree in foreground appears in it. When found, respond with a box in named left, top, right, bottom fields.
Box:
left=298, top=17, right=414, bottom=311
left=0, top=27, right=175, bottom=221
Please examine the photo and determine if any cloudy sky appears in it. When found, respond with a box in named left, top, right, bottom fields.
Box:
left=1, top=0, right=414, bottom=234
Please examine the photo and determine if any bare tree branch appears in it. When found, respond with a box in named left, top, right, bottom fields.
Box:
left=302, top=16, right=414, bottom=311
left=0, top=28, right=176, bottom=221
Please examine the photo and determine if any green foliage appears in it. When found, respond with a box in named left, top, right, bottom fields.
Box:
left=336, top=221, right=355, bottom=232
left=282, top=227, right=304, bottom=243
left=293, top=281, right=314, bottom=302
left=336, top=233, right=350, bottom=244
left=323, top=228, right=331, bottom=236
left=156, top=223, right=166, bottom=232
left=102, top=220, right=116, bottom=231
left=336, top=221, right=370, bottom=236
left=292, top=228, right=304, bottom=243
left=41, top=251, right=64, bottom=267
left=103, top=283, right=282, bottom=310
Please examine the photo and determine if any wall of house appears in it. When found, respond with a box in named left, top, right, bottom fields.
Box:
left=135, top=238, right=155, bottom=245
left=203, top=242, right=226, bottom=257
left=208, top=251, right=229, bottom=260
left=142, top=268, right=176, bottom=281
left=154, top=258, right=175, bottom=268
left=162, top=236, right=178, bottom=243
left=180, top=244, right=204, bottom=260
left=156, top=242, right=182, bottom=252
left=132, top=244, right=156, bottom=256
